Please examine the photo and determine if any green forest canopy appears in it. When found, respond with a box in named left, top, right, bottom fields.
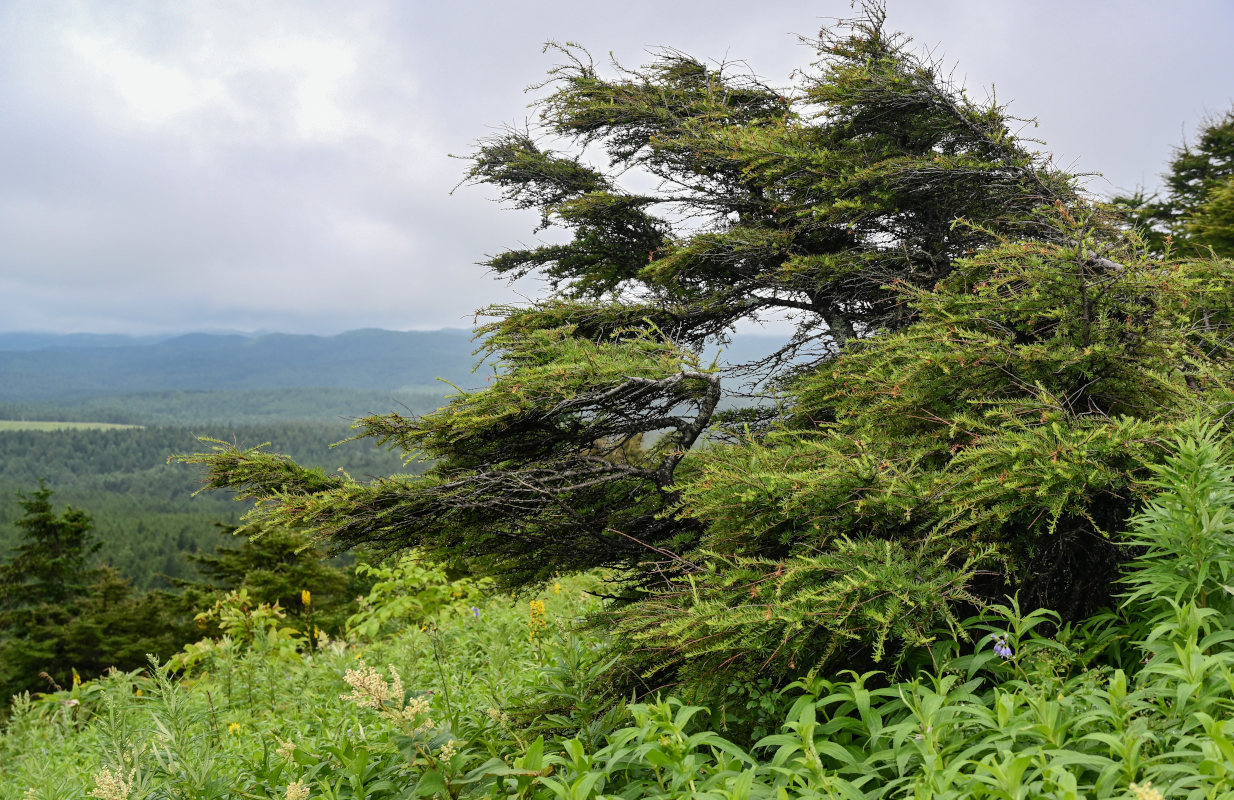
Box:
left=0, top=423, right=417, bottom=588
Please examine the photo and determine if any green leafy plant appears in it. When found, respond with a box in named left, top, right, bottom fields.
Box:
left=346, top=553, right=491, bottom=641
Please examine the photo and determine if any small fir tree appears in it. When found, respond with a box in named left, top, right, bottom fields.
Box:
left=1114, top=107, right=1234, bottom=257
left=0, top=481, right=100, bottom=612
left=0, top=486, right=195, bottom=702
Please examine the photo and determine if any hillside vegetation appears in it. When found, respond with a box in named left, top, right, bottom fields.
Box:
left=0, top=388, right=449, bottom=427
left=0, top=331, right=465, bottom=587
left=7, top=430, right=1234, bottom=797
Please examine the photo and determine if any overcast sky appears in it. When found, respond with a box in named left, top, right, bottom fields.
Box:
left=2, top=1, right=1232, bottom=335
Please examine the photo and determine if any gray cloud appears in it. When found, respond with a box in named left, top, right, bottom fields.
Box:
left=1, top=0, right=1231, bottom=334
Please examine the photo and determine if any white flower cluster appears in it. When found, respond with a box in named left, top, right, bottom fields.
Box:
left=340, top=661, right=434, bottom=732
left=285, top=780, right=310, bottom=800
left=340, top=662, right=402, bottom=709
left=275, top=737, right=297, bottom=761
left=90, top=767, right=135, bottom=800
left=1129, top=782, right=1164, bottom=800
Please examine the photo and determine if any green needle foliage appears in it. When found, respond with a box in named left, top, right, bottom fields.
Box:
left=179, top=524, right=361, bottom=636
left=0, top=482, right=100, bottom=609
left=656, top=216, right=1234, bottom=683
left=1188, top=174, right=1234, bottom=256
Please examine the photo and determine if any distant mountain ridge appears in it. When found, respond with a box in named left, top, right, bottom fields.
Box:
left=0, top=328, right=479, bottom=403
left=0, top=332, right=175, bottom=351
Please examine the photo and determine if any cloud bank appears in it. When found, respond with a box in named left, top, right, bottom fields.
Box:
left=1, top=0, right=1230, bottom=333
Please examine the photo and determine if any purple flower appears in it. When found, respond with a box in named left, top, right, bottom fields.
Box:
left=471, top=606, right=482, bottom=618
left=992, top=635, right=1013, bottom=659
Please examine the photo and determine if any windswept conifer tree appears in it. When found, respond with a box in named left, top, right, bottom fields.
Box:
left=183, top=6, right=1234, bottom=689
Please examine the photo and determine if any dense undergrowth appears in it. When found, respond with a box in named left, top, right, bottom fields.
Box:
left=5, top=423, right=1234, bottom=798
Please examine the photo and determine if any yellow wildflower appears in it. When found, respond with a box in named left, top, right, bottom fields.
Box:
left=228, top=722, right=242, bottom=734
left=528, top=598, right=548, bottom=641
left=301, top=589, right=311, bottom=607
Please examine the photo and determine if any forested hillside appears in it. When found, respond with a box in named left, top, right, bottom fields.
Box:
left=0, top=387, right=448, bottom=426
left=0, top=423, right=417, bottom=588
left=0, top=331, right=471, bottom=586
